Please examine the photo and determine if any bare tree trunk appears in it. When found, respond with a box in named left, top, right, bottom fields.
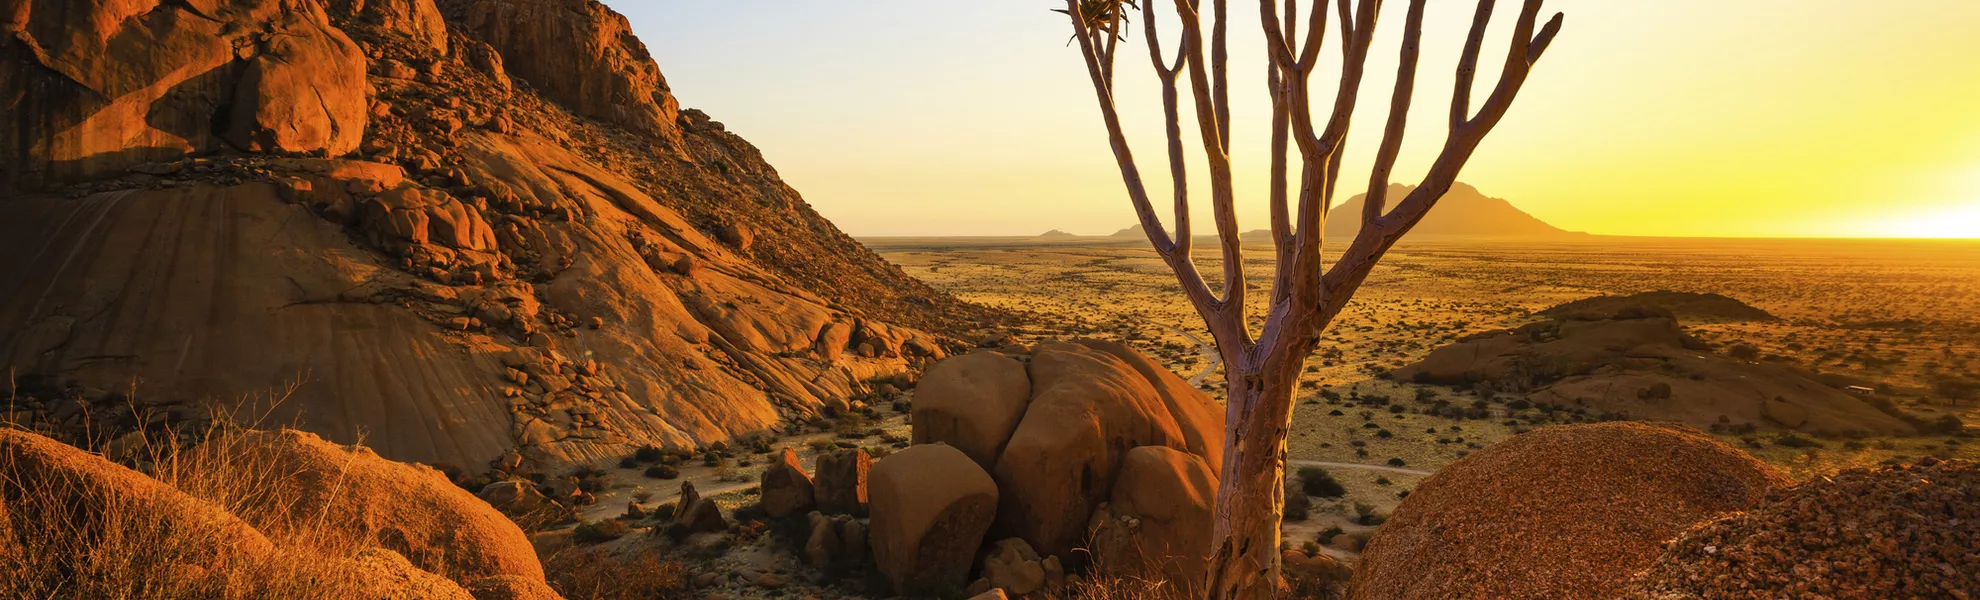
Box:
left=1055, top=2, right=1566, bottom=598
left=1204, top=351, right=1309, bottom=600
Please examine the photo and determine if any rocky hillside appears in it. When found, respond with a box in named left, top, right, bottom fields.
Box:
left=0, top=0, right=1001, bottom=472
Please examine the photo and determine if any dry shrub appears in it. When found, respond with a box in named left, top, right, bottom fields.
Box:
left=544, top=546, right=694, bottom=600
left=0, top=397, right=448, bottom=599
left=1039, top=573, right=1191, bottom=600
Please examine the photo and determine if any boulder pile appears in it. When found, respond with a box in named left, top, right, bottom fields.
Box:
left=1629, top=458, right=1979, bottom=599
left=867, top=340, right=1225, bottom=596
left=1348, top=423, right=1790, bottom=599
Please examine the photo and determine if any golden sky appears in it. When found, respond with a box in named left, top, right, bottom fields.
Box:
left=626, top=1, right=1980, bottom=238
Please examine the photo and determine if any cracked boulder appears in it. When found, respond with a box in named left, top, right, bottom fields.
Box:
left=224, top=6, right=370, bottom=156
left=870, top=443, right=998, bottom=597
left=910, top=341, right=1224, bottom=564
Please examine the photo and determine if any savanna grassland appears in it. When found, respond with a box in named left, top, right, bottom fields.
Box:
left=870, top=235, right=1980, bottom=557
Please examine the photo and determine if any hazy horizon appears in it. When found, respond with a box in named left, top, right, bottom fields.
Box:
left=620, top=1, right=1980, bottom=240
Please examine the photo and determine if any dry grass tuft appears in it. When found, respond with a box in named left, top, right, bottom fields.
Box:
left=0, top=391, right=452, bottom=599
left=544, top=546, right=695, bottom=600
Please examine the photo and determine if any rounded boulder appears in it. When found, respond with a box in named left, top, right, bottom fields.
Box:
left=869, top=443, right=999, bottom=596
left=1349, top=422, right=1789, bottom=599
left=911, top=350, right=1034, bottom=470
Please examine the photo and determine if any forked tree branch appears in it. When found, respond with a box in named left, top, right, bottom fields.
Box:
left=1063, top=0, right=1563, bottom=362
left=1362, top=0, right=1426, bottom=226
left=1317, top=0, right=1562, bottom=323
left=1063, top=0, right=1236, bottom=343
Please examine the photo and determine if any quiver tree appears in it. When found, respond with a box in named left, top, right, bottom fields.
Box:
left=1057, top=0, right=1564, bottom=597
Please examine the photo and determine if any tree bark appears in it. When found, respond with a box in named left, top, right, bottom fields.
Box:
left=1204, top=349, right=1309, bottom=600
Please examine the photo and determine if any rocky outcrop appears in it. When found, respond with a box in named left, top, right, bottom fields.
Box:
left=1395, top=309, right=1912, bottom=436
left=0, top=0, right=998, bottom=474
left=759, top=448, right=817, bottom=518
left=901, top=341, right=1225, bottom=570
left=224, top=8, right=369, bottom=156
left=194, top=429, right=554, bottom=593
left=912, top=351, right=1033, bottom=470
left=1086, top=446, right=1219, bottom=592
left=1349, top=423, right=1790, bottom=600
left=1538, top=291, right=1778, bottom=324
left=989, top=341, right=1224, bottom=561
left=0, top=0, right=369, bottom=191
left=869, top=443, right=999, bottom=597
left=455, top=0, right=680, bottom=143
left=325, top=0, right=450, bottom=53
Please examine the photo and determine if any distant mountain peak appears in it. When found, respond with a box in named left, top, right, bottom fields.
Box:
left=1038, top=229, right=1077, bottom=238
left=1107, top=183, right=1573, bottom=242
left=1326, top=183, right=1573, bottom=238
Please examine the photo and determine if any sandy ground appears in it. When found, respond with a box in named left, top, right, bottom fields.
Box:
left=545, top=235, right=1979, bottom=580
left=867, top=234, right=1980, bottom=527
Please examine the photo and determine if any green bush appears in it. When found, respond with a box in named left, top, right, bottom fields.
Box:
left=633, top=445, right=667, bottom=463
left=1775, top=433, right=1823, bottom=448
left=644, top=464, right=679, bottom=479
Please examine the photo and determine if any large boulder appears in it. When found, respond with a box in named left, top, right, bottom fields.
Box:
left=0, top=429, right=543, bottom=597
left=911, top=350, right=1033, bottom=470
left=224, top=6, right=369, bottom=156
left=814, top=448, right=870, bottom=517
left=0, top=0, right=368, bottom=191
left=1087, top=446, right=1218, bottom=592
left=869, top=443, right=999, bottom=597
left=0, top=428, right=276, bottom=566
left=459, top=0, right=682, bottom=143
left=989, top=341, right=1224, bottom=560
left=1349, top=423, right=1790, bottom=600
left=196, top=429, right=553, bottom=593
left=759, top=448, right=816, bottom=518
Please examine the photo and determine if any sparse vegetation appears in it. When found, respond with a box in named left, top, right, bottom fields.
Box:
left=1297, top=466, right=1346, bottom=498
left=544, top=548, right=693, bottom=600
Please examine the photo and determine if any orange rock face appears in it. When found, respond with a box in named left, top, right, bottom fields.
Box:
left=1, top=0, right=370, bottom=190
left=459, top=0, right=682, bottom=143
left=0, top=0, right=995, bottom=475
